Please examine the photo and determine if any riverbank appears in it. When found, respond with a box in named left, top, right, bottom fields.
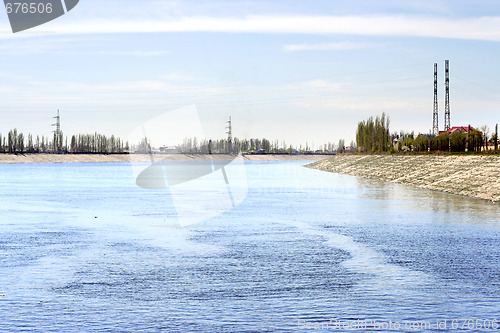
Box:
left=0, top=153, right=330, bottom=164
left=307, top=154, right=500, bottom=202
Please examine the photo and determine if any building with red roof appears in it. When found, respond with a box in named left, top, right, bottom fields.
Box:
left=438, top=126, right=474, bottom=136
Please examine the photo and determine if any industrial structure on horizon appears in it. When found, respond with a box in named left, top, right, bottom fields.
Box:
left=432, top=60, right=451, bottom=136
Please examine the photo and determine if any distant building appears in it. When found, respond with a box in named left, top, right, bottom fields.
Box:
left=159, top=146, right=181, bottom=154
left=439, top=126, right=474, bottom=135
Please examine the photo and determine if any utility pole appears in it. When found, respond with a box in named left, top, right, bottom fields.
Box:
left=52, top=109, right=61, bottom=152
left=467, top=124, right=471, bottom=152
left=226, top=116, right=232, bottom=154
left=433, top=63, right=439, bottom=136
left=444, top=60, right=451, bottom=131
left=495, top=123, right=498, bottom=152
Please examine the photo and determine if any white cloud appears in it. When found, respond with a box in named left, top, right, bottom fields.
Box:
left=26, top=14, right=500, bottom=41
left=21, top=79, right=228, bottom=100
left=89, top=50, right=169, bottom=56
left=300, top=79, right=346, bottom=91
left=284, top=42, right=369, bottom=52
left=0, top=37, right=80, bottom=54
left=294, top=96, right=423, bottom=112
left=161, top=72, right=198, bottom=82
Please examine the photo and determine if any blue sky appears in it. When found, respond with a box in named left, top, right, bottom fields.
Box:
left=1, top=0, right=500, bottom=147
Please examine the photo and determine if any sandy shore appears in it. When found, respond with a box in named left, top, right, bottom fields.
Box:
left=307, top=154, right=500, bottom=202
left=0, top=153, right=330, bottom=164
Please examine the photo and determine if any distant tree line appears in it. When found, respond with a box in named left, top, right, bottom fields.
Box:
left=177, top=137, right=344, bottom=154
left=355, top=112, right=498, bottom=153
left=1, top=129, right=351, bottom=155
left=356, top=113, right=391, bottom=152
left=0, top=128, right=128, bottom=154
left=69, top=133, right=127, bottom=153
left=406, top=130, right=485, bottom=153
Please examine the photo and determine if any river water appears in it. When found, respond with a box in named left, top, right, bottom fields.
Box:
left=0, top=161, right=499, bottom=332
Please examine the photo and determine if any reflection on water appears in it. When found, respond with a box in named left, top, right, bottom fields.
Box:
left=0, top=161, right=499, bottom=332
left=354, top=176, right=500, bottom=223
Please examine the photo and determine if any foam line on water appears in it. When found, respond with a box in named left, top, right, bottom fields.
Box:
left=289, top=220, right=434, bottom=295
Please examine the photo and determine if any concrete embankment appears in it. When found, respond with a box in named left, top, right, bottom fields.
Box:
left=0, top=153, right=329, bottom=164
left=307, top=154, right=500, bottom=202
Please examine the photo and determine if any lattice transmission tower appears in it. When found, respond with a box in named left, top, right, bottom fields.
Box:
left=52, top=109, right=62, bottom=152
left=433, top=63, right=439, bottom=135
left=226, top=116, right=232, bottom=153
left=444, top=60, right=451, bottom=131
